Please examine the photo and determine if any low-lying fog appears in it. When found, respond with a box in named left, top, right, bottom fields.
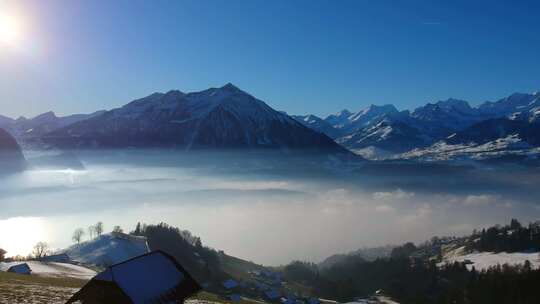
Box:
left=1, top=150, right=539, bottom=265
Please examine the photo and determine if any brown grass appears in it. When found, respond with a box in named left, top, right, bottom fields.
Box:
left=0, top=273, right=260, bottom=304
left=0, top=272, right=85, bottom=303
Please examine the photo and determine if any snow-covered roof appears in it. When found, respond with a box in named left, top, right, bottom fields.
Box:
left=67, top=250, right=201, bottom=304
left=6, top=263, right=31, bottom=274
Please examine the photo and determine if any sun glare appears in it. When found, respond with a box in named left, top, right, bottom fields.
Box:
left=0, top=13, right=22, bottom=46
left=0, top=217, right=48, bottom=257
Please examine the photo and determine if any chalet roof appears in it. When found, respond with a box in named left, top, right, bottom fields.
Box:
left=67, top=250, right=201, bottom=304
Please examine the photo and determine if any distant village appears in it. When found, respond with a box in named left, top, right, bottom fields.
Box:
left=218, top=269, right=323, bottom=304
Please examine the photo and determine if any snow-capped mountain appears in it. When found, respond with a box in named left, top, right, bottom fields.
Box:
left=324, top=109, right=353, bottom=128
left=322, top=104, right=403, bottom=133
left=43, top=84, right=349, bottom=154
left=411, top=98, right=490, bottom=136
left=292, top=114, right=343, bottom=138
left=296, top=91, right=540, bottom=161
left=2, top=87, right=538, bottom=162
left=294, top=104, right=431, bottom=155
left=479, top=92, right=540, bottom=122
left=345, top=104, right=402, bottom=131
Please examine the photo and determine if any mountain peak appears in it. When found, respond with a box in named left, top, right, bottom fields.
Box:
left=338, top=109, right=352, bottom=116
left=43, top=85, right=349, bottom=154
left=436, top=98, right=471, bottom=110
left=32, top=111, right=58, bottom=121
left=163, top=90, right=185, bottom=99
left=221, top=82, right=242, bottom=92
left=325, top=109, right=352, bottom=120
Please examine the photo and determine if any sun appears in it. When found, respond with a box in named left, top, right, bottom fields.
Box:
left=0, top=14, right=22, bottom=46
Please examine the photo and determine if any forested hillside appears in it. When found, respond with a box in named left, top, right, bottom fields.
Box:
left=281, top=219, right=540, bottom=304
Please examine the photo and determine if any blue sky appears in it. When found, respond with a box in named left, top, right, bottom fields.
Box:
left=1, top=0, right=539, bottom=118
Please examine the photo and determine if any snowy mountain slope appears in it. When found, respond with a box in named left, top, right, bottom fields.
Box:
left=61, top=232, right=149, bottom=267
left=292, top=114, right=343, bottom=138
left=350, top=146, right=396, bottom=160
left=446, top=118, right=540, bottom=146
left=43, top=84, right=348, bottom=153
left=337, top=120, right=432, bottom=153
left=399, top=135, right=540, bottom=161
left=399, top=119, right=540, bottom=161
left=345, top=104, right=402, bottom=132
left=323, top=105, right=403, bottom=132
left=479, top=92, right=540, bottom=120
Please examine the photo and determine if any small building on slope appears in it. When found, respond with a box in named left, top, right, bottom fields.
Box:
left=7, top=263, right=31, bottom=275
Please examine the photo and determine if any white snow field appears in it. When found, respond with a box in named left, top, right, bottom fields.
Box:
left=0, top=261, right=96, bottom=279
left=441, top=251, right=540, bottom=271
left=62, top=232, right=150, bottom=266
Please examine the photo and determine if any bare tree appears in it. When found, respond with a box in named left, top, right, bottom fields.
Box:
left=0, top=248, right=6, bottom=262
left=32, top=242, right=50, bottom=259
left=112, top=225, right=123, bottom=233
left=72, top=228, right=85, bottom=244
left=88, top=225, right=96, bottom=239
left=95, top=222, right=104, bottom=236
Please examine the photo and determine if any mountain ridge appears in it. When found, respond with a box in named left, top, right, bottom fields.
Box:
left=2, top=87, right=539, bottom=162
left=39, top=84, right=350, bottom=155
left=293, top=91, right=540, bottom=160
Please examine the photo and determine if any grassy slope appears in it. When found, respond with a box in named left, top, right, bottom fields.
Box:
left=220, top=254, right=317, bottom=298
left=219, top=253, right=267, bottom=279
left=0, top=272, right=259, bottom=304
left=0, top=271, right=85, bottom=304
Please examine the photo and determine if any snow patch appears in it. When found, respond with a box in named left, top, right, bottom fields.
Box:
left=440, top=251, right=540, bottom=271
left=61, top=232, right=149, bottom=267
left=0, top=261, right=96, bottom=279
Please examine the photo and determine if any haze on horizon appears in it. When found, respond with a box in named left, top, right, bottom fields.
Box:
left=0, top=151, right=539, bottom=265
left=1, top=0, right=540, bottom=118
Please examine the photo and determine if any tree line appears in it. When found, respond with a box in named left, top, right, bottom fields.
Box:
left=130, top=222, right=228, bottom=288
left=470, top=219, right=540, bottom=253
left=282, top=255, right=540, bottom=304
left=281, top=219, right=540, bottom=304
